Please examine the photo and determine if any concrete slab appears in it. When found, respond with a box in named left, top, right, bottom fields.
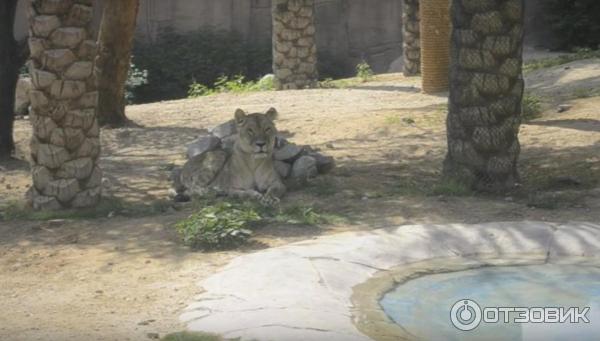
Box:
left=182, top=221, right=600, bottom=341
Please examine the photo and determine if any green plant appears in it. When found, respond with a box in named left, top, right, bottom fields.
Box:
left=175, top=202, right=260, bottom=250
left=356, top=61, right=374, bottom=82
left=573, top=87, right=594, bottom=98
left=132, top=27, right=272, bottom=103
left=430, top=179, right=472, bottom=196
left=161, top=331, right=224, bottom=341
left=125, top=60, right=148, bottom=103
left=521, top=93, right=543, bottom=120
left=187, top=74, right=274, bottom=98
left=188, top=82, right=213, bottom=98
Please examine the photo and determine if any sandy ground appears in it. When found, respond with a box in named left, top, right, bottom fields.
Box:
left=1, top=58, right=599, bottom=340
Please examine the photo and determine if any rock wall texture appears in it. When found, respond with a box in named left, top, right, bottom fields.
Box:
left=27, top=0, right=102, bottom=210
left=444, top=0, right=524, bottom=191
left=402, top=0, right=420, bottom=76
left=272, top=0, right=318, bottom=90
left=14, top=1, right=557, bottom=77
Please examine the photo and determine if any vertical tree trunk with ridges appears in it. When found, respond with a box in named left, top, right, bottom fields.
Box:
left=96, top=0, right=139, bottom=127
left=0, top=0, right=20, bottom=159
left=272, top=0, right=318, bottom=90
left=444, top=0, right=524, bottom=191
left=28, top=0, right=102, bottom=209
left=420, top=0, right=451, bottom=93
left=402, top=0, right=421, bottom=76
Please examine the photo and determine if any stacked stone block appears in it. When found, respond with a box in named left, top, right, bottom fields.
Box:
left=272, top=0, right=318, bottom=90
left=27, top=0, right=102, bottom=210
left=402, top=0, right=421, bottom=76
left=444, top=0, right=524, bottom=191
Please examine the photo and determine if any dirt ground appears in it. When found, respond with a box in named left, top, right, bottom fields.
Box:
left=1, top=58, right=599, bottom=340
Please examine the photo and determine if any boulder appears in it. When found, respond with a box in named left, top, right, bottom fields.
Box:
left=274, top=143, right=303, bottom=161
left=274, top=161, right=292, bottom=179
left=210, top=120, right=236, bottom=139
left=310, top=152, right=335, bottom=174
left=186, top=135, right=221, bottom=159
left=221, top=135, right=237, bottom=154
left=291, top=155, right=318, bottom=180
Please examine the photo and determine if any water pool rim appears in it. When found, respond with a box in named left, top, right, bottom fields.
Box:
left=350, top=255, right=600, bottom=341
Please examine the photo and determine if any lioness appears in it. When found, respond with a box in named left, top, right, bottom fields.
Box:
left=176, top=108, right=286, bottom=206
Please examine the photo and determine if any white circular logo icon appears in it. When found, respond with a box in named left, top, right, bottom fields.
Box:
left=450, top=299, right=482, bottom=331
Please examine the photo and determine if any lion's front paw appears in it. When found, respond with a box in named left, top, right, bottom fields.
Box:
left=260, top=193, right=280, bottom=207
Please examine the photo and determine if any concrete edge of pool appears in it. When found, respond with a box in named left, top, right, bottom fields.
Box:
left=350, top=255, right=600, bottom=341
left=181, top=221, right=600, bottom=341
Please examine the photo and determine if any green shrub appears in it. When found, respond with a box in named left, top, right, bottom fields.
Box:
left=187, top=74, right=274, bottom=98
left=356, top=61, right=374, bottom=82
left=125, top=61, right=148, bottom=103
left=132, top=28, right=272, bottom=103
left=175, top=202, right=260, bottom=250
left=521, top=93, right=543, bottom=120
left=543, top=0, right=600, bottom=50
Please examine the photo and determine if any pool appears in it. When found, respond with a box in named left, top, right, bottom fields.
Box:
left=379, top=264, right=600, bottom=340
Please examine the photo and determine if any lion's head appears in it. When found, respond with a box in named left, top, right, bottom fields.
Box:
left=234, top=108, right=278, bottom=159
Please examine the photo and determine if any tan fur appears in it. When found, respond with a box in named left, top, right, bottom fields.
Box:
left=178, top=108, right=286, bottom=206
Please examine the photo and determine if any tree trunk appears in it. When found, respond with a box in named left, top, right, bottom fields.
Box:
left=28, top=0, right=102, bottom=210
left=96, top=0, right=139, bottom=127
left=272, top=0, right=318, bottom=90
left=402, top=0, right=421, bottom=76
left=444, top=0, right=524, bottom=191
left=0, top=0, right=20, bottom=159
left=419, top=0, right=451, bottom=93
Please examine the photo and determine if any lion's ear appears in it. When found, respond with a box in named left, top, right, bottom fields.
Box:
left=234, top=109, right=247, bottom=124
left=265, top=107, right=278, bottom=121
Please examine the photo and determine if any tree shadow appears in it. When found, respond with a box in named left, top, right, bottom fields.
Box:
left=0, top=157, right=29, bottom=171
left=526, top=119, right=600, bottom=133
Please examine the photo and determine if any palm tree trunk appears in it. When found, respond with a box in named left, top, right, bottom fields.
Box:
left=272, top=0, right=318, bottom=90
left=96, top=0, right=140, bottom=127
left=402, top=0, right=420, bottom=76
left=444, top=0, right=524, bottom=191
left=28, top=0, right=102, bottom=209
left=419, top=0, right=451, bottom=93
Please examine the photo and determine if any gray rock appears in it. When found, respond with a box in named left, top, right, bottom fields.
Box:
left=310, top=152, right=335, bottom=174
left=275, top=135, right=289, bottom=149
left=291, top=155, right=318, bottom=180
left=221, top=135, right=238, bottom=154
left=274, top=161, right=292, bottom=179
left=15, top=77, right=32, bottom=116
left=274, top=143, right=303, bottom=161
left=557, top=104, right=572, bottom=113
left=71, top=187, right=101, bottom=208
left=210, top=120, right=236, bottom=139
left=186, top=135, right=221, bottom=159
left=33, top=195, right=62, bottom=211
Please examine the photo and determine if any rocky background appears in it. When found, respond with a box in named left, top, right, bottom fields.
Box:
left=27, top=0, right=102, bottom=210
left=272, top=0, right=319, bottom=90
left=181, top=118, right=335, bottom=194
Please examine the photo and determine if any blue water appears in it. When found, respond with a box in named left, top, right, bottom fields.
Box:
left=380, top=264, right=600, bottom=340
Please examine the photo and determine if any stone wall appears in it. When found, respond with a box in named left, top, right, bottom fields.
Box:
left=13, top=0, right=556, bottom=77
left=272, top=0, right=318, bottom=89
left=27, top=0, right=102, bottom=210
